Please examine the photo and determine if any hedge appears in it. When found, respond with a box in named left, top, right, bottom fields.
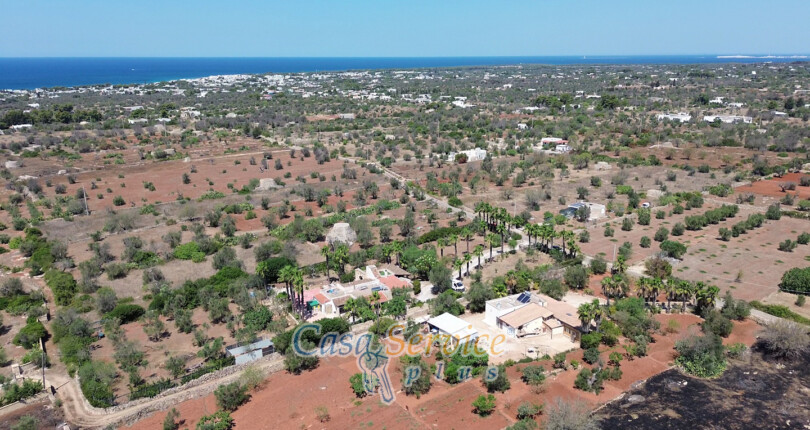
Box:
left=749, top=301, right=810, bottom=326
left=417, top=225, right=468, bottom=245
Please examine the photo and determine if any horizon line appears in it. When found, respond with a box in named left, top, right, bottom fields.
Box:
left=2, top=54, right=810, bottom=60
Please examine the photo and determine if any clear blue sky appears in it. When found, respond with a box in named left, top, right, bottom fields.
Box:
left=2, top=0, right=808, bottom=57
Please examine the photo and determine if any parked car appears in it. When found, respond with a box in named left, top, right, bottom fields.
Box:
left=452, top=279, right=465, bottom=292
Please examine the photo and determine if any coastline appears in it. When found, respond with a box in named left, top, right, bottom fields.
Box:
left=2, top=55, right=809, bottom=91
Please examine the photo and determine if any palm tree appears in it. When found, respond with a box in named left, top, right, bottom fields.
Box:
left=590, top=299, right=605, bottom=330
left=637, top=277, right=652, bottom=307
left=320, top=245, right=332, bottom=281
left=601, top=276, right=616, bottom=307
left=293, top=269, right=305, bottom=314
left=486, top=233, right=498, bottom=261
left=664, top=279, right=678, bottom=313
left=391, top=241, right=403, bottom=266
left=676, top=279, right=693, bottom=312
left=463, top=253, right=472, bottom=277
left=370, top=291, right=381, bottom=317
left=613, top=274, right=630, bottom=301
left=613, top=255, right=628, bottom=275
left=462, top=228, right=473, bottom=253
left=437, top=237, right=447, bottom=258
left=537, top=224, right=551, bottom=251
left=695, top=283, right=719, bottom=313
left=505, top=272, right=519, bottom=295
left=473, top=245, right=485, bottom=269
left=567, top=238, right=579, bottom=259
left=453, top=259, right=463, bottom=281
left=650, top=277, right=663, bottom=308
left=278, top=265, right=297, bottom=303
left=333, top=243, right=349, bottom=276
left=450, top=234, right=459, bottom=256
left=493, top=282, right=507, bottom=298
left=524, top=224, right=535, bottom=247
left=560, top=230, right=572, bottom=256
left=577, top=301, right=596, bottom=333
left=496, top=224, right=506, bottom=255
left=344, top=297, right=358, bottom=323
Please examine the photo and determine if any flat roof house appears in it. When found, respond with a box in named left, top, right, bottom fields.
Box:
left=561, top=202, right=606, bottom=221
left=226, top=338, right=275, bottom=365
left=427, top=313, right=478, bottom=345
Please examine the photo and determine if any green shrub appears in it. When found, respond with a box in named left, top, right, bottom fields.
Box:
left=44, top=270, right=77, bottom=306
left=582, top=347, right=601, bottom=364
left=214, top=382, right=250, bottom=412
left=13, top=321, right=48, bottom=349
left=105, top=303, right=145, bottom=324
left=675, top=334, right=726, bottom=378
left=580, top=332, right=602, bottom=350
left=472, top=394, right=496, bottom=416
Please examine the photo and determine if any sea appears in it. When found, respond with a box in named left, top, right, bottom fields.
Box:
left=0, top=56, right=807, bottom=90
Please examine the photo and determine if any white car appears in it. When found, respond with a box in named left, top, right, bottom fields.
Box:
left=641, top=202, right=651, bottom=208
left=452, top=279, right=465, bottom=292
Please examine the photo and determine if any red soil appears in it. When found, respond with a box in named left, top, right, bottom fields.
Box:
left=735, top=173, right=810, bottom=199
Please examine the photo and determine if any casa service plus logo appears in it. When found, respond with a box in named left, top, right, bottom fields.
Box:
left=291, top=322, right=507, bottom=404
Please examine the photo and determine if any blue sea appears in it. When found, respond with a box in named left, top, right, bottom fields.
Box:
left=0, top=56, right=807, bottom=90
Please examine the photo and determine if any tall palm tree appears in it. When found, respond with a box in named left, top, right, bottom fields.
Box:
left=391, top=241, right=403, bottom=266
left=577, top=301, right=596, bottom=333
left=560, top=230, right=572, bottom=256
left=462, top=228, right=473, bottom=253
left=601, top=276, right=616, bottom=307
left=344, top=297, right=357, bottom=323
left=370, top=291, right=381, bottom=318
left=463, top=253, right=472, bottom=276
left=665, top=279, right=678, bottom=313
left=486, top=233, right=498, bottom=261
left=333, top=243, right=349, bottom=277
left=676, top=279, right=693, bottom=312
left=437, top=237, right=447, bottom=258
left=278, top=265, right=297, bottom=303
left=538, top=224, right=552, bottom=251
left=320, top=245, right=332, bottom=280
left=450, top=234, right=459, bottom=256
left=637, top=277, right=651, bottom=307
left=650, top=277, right=663, bottom=308
left=453, top=259, right=463, bottom=281
left=567, top=239, right=579, bottom=259
left=496, top=224, right=507, bottom=255
left=613, top=274, right=630, bottom=301
left=293, top=269, right=305, bottom=314
left=524, top=224, right=535, bottom=247
left=473, top=245, right=485, bottom=269
left=696, top=283, right=719, bottom=313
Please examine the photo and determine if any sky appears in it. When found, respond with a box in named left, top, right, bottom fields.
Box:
left=1, top=0, right=808, bottom=57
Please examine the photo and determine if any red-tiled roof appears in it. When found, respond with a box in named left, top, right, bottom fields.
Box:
left=379, top=276, right=410, bottom=290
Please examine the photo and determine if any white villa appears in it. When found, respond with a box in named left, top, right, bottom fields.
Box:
left=703, top=115, right=753, bottom=124
left=656, top=112, right=692, bottom=122
left=447, top=148, right=487, bottom=163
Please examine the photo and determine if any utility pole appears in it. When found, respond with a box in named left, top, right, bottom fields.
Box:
left=40, top=337, right=46, bottom=390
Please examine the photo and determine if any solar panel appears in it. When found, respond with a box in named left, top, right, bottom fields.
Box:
left=517, top=292, right=530, bottom=303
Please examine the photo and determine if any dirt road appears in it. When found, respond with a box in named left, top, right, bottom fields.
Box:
left=49, top=355, right=284, bottom=429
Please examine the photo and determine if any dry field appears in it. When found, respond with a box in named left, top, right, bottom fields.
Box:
left=126, top=314, right=758, bottom=430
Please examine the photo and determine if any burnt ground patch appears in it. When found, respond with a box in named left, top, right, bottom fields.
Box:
left=598, top=350, right=810, bottom=430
